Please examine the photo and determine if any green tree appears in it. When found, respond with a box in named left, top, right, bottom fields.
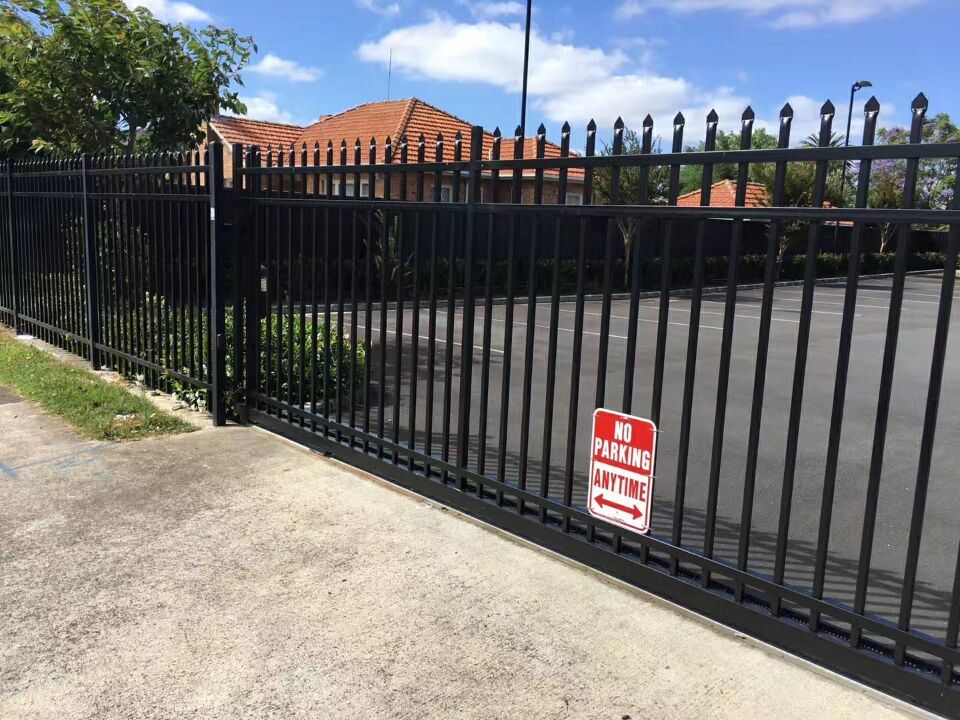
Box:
left=594, top=123, right=670, bottom=285
left=0, top=0, right=254, bottom=155
left=678, top=126, right=779, bottom=195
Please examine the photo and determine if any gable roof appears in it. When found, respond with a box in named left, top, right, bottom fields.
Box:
left=676, top=179, right=770, bottom=208
left=206, top=115, right=303, bottom=150
left=292, top=97, right=582, bottom=179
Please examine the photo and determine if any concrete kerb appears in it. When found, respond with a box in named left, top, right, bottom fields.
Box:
left=253, top=424, right=943, bottom=720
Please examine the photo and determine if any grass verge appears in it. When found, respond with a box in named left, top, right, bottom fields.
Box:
left=0, top=332, right=194, bottom=441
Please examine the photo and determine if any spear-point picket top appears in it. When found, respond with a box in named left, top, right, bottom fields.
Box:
left=2, top=91, right=959, bottom=716
left=821, top=99, right=836, bottom=117
left=913, top=91, right=929, bottom=111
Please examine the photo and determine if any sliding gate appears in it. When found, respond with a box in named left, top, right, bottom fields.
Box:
left=233, top=97, right=960, bottom=716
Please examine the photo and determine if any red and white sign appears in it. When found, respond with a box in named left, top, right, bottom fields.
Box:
left=587, top=408, right=657, bottom=535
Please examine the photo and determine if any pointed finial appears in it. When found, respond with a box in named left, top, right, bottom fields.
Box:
left=561, top=121, right=570, bottom=133
left=514, top=124, right=523, bottom=138
left=742, top=106, right=755, bottom=121
left=912, top=92, right=929, bottom=111
left=586, top=119, right=597, bottom=132
left=493, top=127, right=501, bottom=138
left=674, top=112, right=685, bottom=125
left=821, top=100, right=835, bottom=116
left=643, top=114, right=653, bottom=127
left=537, top=122, right=546, bottom=136
left=780, top=102, right=794, bottom=119
left=865, top=96, right=880, bottom=114
left=418, top=132, right=426, bottom=143
left=706, top=109, right=719, bottom=123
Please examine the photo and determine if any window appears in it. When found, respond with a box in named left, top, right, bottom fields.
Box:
left=440, top=186, right=452, bottom=203
left=566, top=193, right=583, bottom=206
left=333, top=181, right=370, bottom=197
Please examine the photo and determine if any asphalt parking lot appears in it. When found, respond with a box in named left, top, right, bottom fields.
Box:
left=321, top=271, right=960, bottom=640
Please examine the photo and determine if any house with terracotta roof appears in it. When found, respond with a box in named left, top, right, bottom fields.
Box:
left=676, top=179, right=770, bottom=208
left=203, top=115, right=304, bottom=185
left=204, top=98, right=585, bottom=203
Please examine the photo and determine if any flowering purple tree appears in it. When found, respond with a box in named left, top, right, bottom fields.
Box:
left=855, top=113, right=958, bottom=251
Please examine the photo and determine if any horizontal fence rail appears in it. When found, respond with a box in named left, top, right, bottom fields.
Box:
left=1, top=92, right=959, bottom=717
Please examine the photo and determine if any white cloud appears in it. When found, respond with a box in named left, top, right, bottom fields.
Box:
left=357, top=0, right=400, bottom=17
left=124, top=0, right=211, bottom=23
left=356, top=15, right=748, bottom=133
left=248, top=54, right=323, bottom=83
left=614, top=0, right=929, bottom=27
left=227, top=95, right=296, bottom=124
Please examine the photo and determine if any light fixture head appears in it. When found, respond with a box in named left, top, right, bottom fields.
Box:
left=853, top=80, right=873, bottom=91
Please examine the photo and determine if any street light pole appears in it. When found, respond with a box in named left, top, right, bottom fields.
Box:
left=835, top=80, right=872, bottom=244
left=519, top=0, right=532, bottom=139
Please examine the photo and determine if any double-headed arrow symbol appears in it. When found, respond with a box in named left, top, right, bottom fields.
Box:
left=594, top=493, right=643, bottom=520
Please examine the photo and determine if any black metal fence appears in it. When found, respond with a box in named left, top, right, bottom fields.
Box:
left=0, top=149, right=227, bottom=420
left=2, top=93, right=960, bottom=716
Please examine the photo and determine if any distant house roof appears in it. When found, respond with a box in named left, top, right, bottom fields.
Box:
left=206, top=98, right=582, bottom=181
left=295, top=98, right=582, bottom=179
left=206, top=115, right=303, bottom=150
left=677, top=179, right=770, bottom=208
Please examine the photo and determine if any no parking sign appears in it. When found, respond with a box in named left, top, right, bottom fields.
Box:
left=587, top=409, right=657, bottom=535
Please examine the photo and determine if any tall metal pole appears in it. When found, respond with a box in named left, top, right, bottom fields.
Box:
left=519, top=0, right=532, bottom=139
left=835, top=80, right=871, bottom=244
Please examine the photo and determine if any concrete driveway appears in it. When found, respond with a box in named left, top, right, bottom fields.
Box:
left=0, top=390, right=922, bottom=719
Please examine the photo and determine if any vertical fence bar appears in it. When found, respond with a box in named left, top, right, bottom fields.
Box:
left=850, top=94, right=928, bottom=646
left=80, top=155, right=99, bottom=368
left=423, top=134, right=441, bottom=466
left=407, top=134, right=426, bottom=471
left=670, top=110, right=718, bottom=576
left=231, top=144, right=245, bottom=410
left=456, top=125, right=484, bottom=482
left=736, top=103, right=793, bottom=602
left=622, top=116, right=653, bottom=414
left=539, top=121, right=571, bottom=523
left=895, top=105, right=954, bottom=665
left=495, top=127, right=524, bottom=506
left=518, top=125, right=547, bottom=513
left=4, top=162, right=19, bottom=332
left=561, top=120, right=596, bottom=532
left=809, top=97, right=879, bottom=630
left=392, top=136, right=407, bottom=463
left=702, top=107, right=754, bottom=586
left=208, top=142, right=227, bottom=425
left=477, top=128, right=501, bottom=484
left=770, top=100, right=836, bottom=614
left=440, top=132, right=460, bottom=485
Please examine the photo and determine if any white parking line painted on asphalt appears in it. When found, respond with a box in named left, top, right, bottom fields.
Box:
left=354, top=322, right=506, bottom=355
left=788, top=286, right=956, bottom=304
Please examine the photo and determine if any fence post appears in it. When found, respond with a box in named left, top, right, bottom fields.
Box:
left=455, top=125, right=484, bottom=474
left=230, top=144, right=245, bottom=416
left=208, top=142, right=227, bottom=426
left=4, top=161, right=21, bottom=333
left=80, top=154, right=100, bottom=369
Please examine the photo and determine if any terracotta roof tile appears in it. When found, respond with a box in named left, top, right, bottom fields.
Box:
left=289, top=97, right=583, bottom=179
left=676, top=179, right=770, bottom=208
left=207, top=115, right=303, bottom=150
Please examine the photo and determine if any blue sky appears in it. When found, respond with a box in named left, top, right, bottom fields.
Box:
left=136, top=0, right=958, bottom=148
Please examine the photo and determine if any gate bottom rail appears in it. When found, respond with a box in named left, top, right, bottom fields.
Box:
left=246, top=391, right=960, bottom=717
